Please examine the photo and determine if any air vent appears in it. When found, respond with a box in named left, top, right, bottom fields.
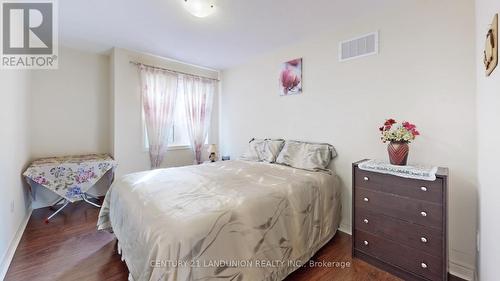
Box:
left=339, top=32, right=378, bottom=62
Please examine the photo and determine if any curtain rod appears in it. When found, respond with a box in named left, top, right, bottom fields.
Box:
left=129, top=61, right=220, bottom=82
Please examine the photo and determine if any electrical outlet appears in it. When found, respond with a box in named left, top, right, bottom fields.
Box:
left=10, top=200, right=14, bottom=213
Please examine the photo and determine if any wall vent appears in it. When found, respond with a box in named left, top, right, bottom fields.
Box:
left=339, top=31, right=378, bottom=62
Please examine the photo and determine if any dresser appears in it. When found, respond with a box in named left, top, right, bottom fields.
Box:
left=352, top=160, right=448, bottom=281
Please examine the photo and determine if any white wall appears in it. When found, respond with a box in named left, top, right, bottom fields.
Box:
left=29, top=47, right=111, bottom=208
left=111, top=48, right=220, bottom=177
left=475, top=1, right=500, bottom=280
left=220, top=0, right=477, bottom=278
left=30, top=47, right=111, bottom=158
left=0, top=70, right=32, bottom=279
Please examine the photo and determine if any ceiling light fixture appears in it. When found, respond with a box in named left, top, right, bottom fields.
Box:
left=183, top=0, right=216, bottom=18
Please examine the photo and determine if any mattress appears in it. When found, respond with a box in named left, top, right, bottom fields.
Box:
left=97, top=160, right=341, bottom=281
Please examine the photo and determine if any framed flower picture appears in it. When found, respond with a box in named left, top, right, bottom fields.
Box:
left=279, top=58, right=302, bottom=96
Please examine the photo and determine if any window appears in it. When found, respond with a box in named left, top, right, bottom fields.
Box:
left=168, top=91, right=191, bottom=147
left=143, top=78, right=208, bottom=150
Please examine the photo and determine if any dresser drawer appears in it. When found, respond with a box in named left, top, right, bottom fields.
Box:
left=355, top=208, right=443, bottom=257
left=355, top=168, right=443, bottom=204
left=355, top=188, right=443, bottom=229
left=354, top=230, right=443, bottom=281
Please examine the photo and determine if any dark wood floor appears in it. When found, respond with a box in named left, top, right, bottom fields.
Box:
left=5, top=202, right=402, bottom=281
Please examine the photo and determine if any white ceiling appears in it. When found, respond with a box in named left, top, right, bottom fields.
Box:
left=60, top=0, right=389, bottom=69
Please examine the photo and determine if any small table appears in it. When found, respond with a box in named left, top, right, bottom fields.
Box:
left=23, top=154, right=117, bottom=223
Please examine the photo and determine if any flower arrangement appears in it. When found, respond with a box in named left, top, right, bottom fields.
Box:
left=379, top=119, right=420, bottom=143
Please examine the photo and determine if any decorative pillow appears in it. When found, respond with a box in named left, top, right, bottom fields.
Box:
left=240, top=139, right=266, bottom=161
left=240, top=138, right=285, bottom=163
left=276, top=140, right=336, bottom=171
left=263, top=139, right=285, bottom=162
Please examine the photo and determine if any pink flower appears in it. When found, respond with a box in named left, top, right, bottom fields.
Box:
left=384, top=119, right=396, bottom=126
left=402, top=121, right=416, bottom=130
left=75, top=170, right=95, bottom=184
left=34, top=176, right=48, bottom=185
left=280, top=69, right=301, bottom=94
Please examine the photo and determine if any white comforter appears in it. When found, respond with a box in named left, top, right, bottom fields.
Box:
left=97, top=160, right=341, bottom=281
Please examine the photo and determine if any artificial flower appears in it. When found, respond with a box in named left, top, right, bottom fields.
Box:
left=379, top=119, right=419, bottom=143
left=384, top=119, right=396, bottom=126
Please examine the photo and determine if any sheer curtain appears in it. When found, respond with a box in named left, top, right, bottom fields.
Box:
left=183, top=76, right=216, bottom=164
left=139, top=65, right=179, bottom=169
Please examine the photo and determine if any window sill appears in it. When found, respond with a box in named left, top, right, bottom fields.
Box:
left=167, top=145, right=191, bottom=151
left=143, top=145, right=192, bottom=152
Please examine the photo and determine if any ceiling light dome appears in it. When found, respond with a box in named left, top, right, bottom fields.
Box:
left=183, top=0, right=216, bottom=18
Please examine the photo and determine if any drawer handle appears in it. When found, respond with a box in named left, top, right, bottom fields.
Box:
left=421, top=237, right=428, bottom=243
left=420, top=211, right=427, bottom=217
left=363, top=197, right=369, bottom=202
left=363, top=176, right=369, bottom=181
left=363, top=240, right=369, bottom=246
left=420, top=186, right=427, bottom=192
left=421, top=262, right=428, bottom=269
left=363, top=219, right=369, bottom=224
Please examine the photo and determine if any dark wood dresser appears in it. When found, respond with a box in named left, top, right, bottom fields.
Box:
left=352, top=160, right=448, bottom=281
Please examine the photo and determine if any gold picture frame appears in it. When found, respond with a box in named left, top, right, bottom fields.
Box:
left=484, top=14, right=498, bottom=76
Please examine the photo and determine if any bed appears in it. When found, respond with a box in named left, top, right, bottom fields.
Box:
left=97, top=160, right=341, bottom=281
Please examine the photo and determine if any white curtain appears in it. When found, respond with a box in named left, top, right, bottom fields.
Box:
left=183, top=76, right=216, bottom=164
left=139, top=65, right=179, bottom=169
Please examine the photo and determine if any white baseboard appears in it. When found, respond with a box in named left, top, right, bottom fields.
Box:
left=0, top=208, right=32, bottom=281
left=449, top=260, right=475, bottom=281
left=339, top=223, right=352, bottom=235
left=449, top=248, right=476, bottom=280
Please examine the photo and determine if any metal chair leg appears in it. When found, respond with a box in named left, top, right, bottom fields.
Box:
left=84, top=193, right=100, bottom=200
left=49, top=197, right=65, bottom=210
left=45, top=200, right=69, bottom=223
left=82, top=194, right=101, bottom=208
left=44, top=194, right=101, bottom=223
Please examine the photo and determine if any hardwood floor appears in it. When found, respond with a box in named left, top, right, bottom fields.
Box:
left=4, top=202, right=403, bottom=281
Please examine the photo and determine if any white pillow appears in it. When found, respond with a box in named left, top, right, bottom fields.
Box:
left=263, top=139, right=286, bottom=162
left=276, top=140, right=335, bottom=171
left=240, top=139, right=285, bottom=163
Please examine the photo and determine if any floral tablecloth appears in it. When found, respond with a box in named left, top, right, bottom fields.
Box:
left=23, top=154, right=117, bottom=202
